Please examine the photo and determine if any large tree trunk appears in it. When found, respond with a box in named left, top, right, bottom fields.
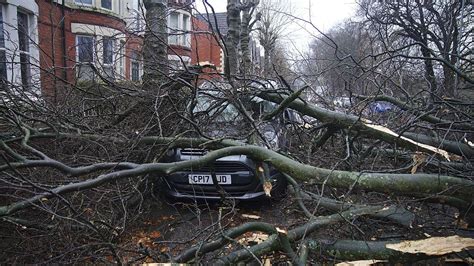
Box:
left=240, top=7, right=252, bottom=74
left=420, top=46, right=438, bottom=101
left=142, top=0, right=168, bottom=86
left=225, top=0, right=241, bottom=77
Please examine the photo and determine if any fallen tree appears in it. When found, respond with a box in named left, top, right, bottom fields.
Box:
left=1, top=0, right=473, bottom=262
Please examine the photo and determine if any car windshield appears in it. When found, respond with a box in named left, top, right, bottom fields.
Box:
left=193, top=93, right=242, bottom=123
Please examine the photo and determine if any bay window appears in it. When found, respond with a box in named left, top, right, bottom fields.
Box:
left=131, top=51, right=141, bottom=82
left=76, top=35, right=95, bottom=80
left=102, top=37, right=114, bottom=79
left=18, top=11, right=31, bottom=88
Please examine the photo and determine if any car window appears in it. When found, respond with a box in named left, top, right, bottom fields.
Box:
left=194, top=95, right=242, bottom=123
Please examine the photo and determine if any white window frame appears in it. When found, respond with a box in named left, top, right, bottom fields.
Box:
left=76, top=35, right=95, bottom=63
left=101, top=36, right=115, bottom=80
left=0, top=2, right=40, bottom=91
left=75, top=0, right=94, bottom=6
left=182, top=14, right=190, bottom=47
left=130, top=51, right=141, bottom=82
left=76, top=34, right=96, bottom=80
left=118, top=40, right=125, bottom=79
left=168, top=11, right=191, bottom=47
left=102, top=36, right=114, bottom=65
left=169, top=12, right=180, bottom=45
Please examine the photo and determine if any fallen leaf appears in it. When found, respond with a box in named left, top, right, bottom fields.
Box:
left=411, top=152, right=427, bottom=174
left=276, top=227, right=287, bottom=234
left=386, top=235, right=474, bottom=255
left=263, top=181, right=272, bottom=197
left=242, top=214, right=261, bottom=220
left=149, top=231, right=161, bottom=238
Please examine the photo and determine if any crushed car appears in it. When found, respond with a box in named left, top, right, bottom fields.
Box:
left=159, top=81, right=301, bottom=200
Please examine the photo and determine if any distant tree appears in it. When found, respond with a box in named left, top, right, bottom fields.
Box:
left=257, top=0, right=292, bottom=77
left=359, top=0, right=473, bottom=98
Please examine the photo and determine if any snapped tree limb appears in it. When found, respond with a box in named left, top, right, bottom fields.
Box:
left=1, top=143, right=473, bottom=218
left=258, top=92, right=472, bottom=159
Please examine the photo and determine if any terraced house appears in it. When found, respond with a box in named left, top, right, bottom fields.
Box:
left=0, top=0, right=193, bottom=98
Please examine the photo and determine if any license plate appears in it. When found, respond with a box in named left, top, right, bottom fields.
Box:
left=188, top=174, right=231, bottom=185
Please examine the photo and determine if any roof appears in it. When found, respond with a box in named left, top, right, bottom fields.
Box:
left=196, top=12, right=228, bottom=36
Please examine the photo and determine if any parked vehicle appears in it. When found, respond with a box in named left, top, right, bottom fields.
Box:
left=369, top=101, right=394, bottom=113
left=160, top=83, right=300, bottom=200
left=161, top=148, right=287, bottom=200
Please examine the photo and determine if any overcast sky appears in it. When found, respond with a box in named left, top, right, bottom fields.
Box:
left=195, top=0, right=358, bottom=54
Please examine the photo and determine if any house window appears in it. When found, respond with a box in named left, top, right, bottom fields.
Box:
left=17, top=11, right=31, bottom=87
left=131, top=51, right=140, bottom=82
left=102, top=37, right=114, bottom=79
left=119, top=40, right=125, bottom=78
left=102, top=37, right=114, bottom=64
left=168, top=12, right=191, bottom=47
left=75, top=0, right=93, bottom=5
left=131, top=61, right=139, bottom=81
left=77, top=35, right=94, bottom=62
left=169, top=12, right=180, bottom=45
left=76, top=35, right=95, bottom=80
left=132, top=0, right=142, bottom=32
left=182, top=14, right=190, bottom=46
left=101, top=0, right=112, bottom=10
left=0, top=8, right=7, bottom=82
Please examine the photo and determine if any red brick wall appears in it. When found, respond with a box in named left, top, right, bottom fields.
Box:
left=191, top=16, right=222, bottom=81
left=125, top=36, right=143, bottom=79
left=37, top=0, right=202, bottom=99
left=37, top=0, right=127, bottom=97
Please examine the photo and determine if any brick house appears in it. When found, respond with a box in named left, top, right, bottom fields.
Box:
left=0, top=0, right=192, bottom=98
left=190, top=14, right=224, bottom=80
left=0, top=0, right=259, bottom=100
left=37, top=0, right=132, bottom=98
left=0, top=1, right=41, bottom=92
left=191, top=12, right=262, bottom=80
left=36, top=0, right=193, bottom=98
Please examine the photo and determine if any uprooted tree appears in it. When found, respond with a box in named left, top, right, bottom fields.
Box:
left=1, top=0, right=473, bottom=264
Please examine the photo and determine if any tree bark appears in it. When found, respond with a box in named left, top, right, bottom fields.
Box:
left=143, top=0, right=168, bottom=86
left=225, top=0, right=241, bottom=77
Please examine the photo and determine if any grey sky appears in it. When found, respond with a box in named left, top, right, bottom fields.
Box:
left=195, top=0, right=358, bottom=54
